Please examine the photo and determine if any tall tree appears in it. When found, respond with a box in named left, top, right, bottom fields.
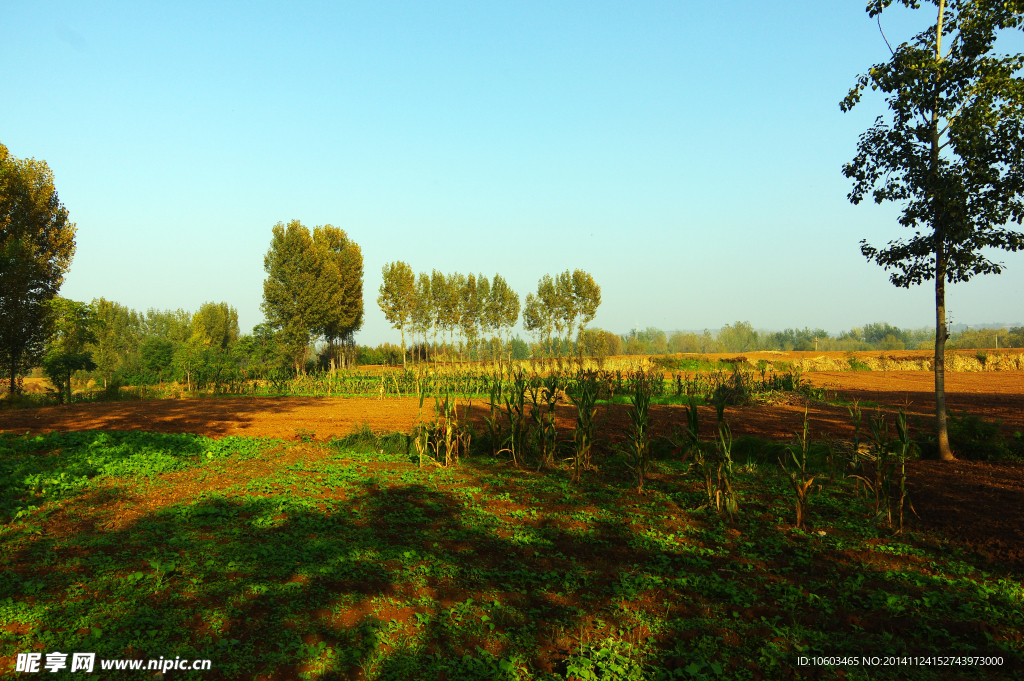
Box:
left=191, top=301, right=240, bottom=350
left=523, top=294, right=545, bottom=355
left=0, top=143, right=76, bottom=394
left=377, top=261, right=416, bottom=368
left=41, top=298, right=97, bottom=404
left=459, top=273, right=481, bottom=361
left=842, top=0, right=1024, bottom=460
left=490, top=274, right=520, bottom=360
left=571, top=270, right=601, bottom=355
left=313, top=225, right=363, bottom=370
left=410, top=272, right=432, bottom=363
left=430, top=269, right=447, bottom=357
left=476, top=275, right=493, bottom=359
left=523, top=276, right=556, bottom=358
left=554, top=271, right=577, bottom=356
left=444, top=272, right=466, bottom=364
left=536, top=275, right=558, bottom=356
left=91, top=298, right=144, bottom=386
left=262, top=220, right=333, bottom=373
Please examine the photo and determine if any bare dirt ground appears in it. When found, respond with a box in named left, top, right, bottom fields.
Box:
left=2, top=371, right=1023, bottom=566
left=3, top=370, right=1020, bottom=441
left=804, top=370, right=1024, bottom=434
left=695, top=348, right=1024, bottom=362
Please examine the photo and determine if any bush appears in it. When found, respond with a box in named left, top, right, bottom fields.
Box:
left=919, top=411, right=1012, bottom=461
left=356, top=343, right=404, bottom=366
left=710, top=371, right=752, bottom=406
left=845, top=352, right=872, bottom=371
left=1008, top=432, right=1024, bottom=461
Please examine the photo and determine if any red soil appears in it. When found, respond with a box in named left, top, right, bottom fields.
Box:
left=2, top=371, right=1022, bottom=566
left=1, top=370, right=1021, bottom=442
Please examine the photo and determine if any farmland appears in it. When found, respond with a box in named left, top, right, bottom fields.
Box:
left=8, top=0, right=1024, bottom=677
left=2, top=359, right=1024, bottom=680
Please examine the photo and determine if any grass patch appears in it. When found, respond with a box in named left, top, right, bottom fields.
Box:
left=1, top=430, right=1021, bottom=679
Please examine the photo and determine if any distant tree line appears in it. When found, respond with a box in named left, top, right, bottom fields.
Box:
left=30, top=297, right=247, bottom=397
left=601, top=321, right=1024, bottom=356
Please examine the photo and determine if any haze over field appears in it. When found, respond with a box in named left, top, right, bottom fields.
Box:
left=5, top=1, right=1024, bottom=342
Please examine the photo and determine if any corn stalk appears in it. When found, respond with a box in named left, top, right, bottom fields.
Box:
left=779, top=407, right=816, bottom=529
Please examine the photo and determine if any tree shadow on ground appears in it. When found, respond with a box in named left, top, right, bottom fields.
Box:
left=1, top=435, right=1021, bottom=680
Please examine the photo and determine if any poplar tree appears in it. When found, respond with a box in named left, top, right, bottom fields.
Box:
left=314, top=225, right=363, bottom=369
left=378, top=261, right=416, bottom=368
left=459, top=273, right=479, bottom=361
left=571, top=270, right=602, bottom=355
left=524, top=275, right=557, bottom=358
left=430, top=269, right=446, bottom=356
left=263, top=220, right=361, bottom=373
left=842, top=0, right=1024, bottom=460
left=490, top=274, right=520, bottom=359
left=444, top=273, right=466, bottom=363
left=476, top=275, right=493, bottom=358
left=554, top=271, right=576, bottom=356
left=411, top=272, right=432, bottom=363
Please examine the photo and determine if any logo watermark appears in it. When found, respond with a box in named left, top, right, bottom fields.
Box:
left=16, top=652, right=212, bottom=674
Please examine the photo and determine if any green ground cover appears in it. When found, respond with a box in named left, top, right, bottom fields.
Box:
left=1, top=430, right=1021, bottom=680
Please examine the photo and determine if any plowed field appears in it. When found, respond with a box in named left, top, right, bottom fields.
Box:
left=2, top=370, right=1021, bottom=441
left=2, top=372, right=1023, bottom=566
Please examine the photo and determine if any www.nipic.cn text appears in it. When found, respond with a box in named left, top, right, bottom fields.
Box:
left=16, top=652, right=212, bottom=673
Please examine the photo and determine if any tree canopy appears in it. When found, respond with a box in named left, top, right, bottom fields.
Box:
left=313, top=225, right=363, bottom=368
left=377, top=261, right=415, bottom=368
left=0, top=142, right=76, bottom=394
left=41, top=298, right=98, bottom=404
left=262, top=220, right=363, bottom=373
left=523, top=270, right=600, bottom=359
left=842, top=0, right=1024, bottom=459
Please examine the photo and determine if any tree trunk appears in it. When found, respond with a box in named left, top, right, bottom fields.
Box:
left=400, top=326, right=406, bottom=369
left=934, top=251, right=955, bottom=460
left=931, top=0, right=953, bottom=461
left=7, top=350, right=17, bottom=396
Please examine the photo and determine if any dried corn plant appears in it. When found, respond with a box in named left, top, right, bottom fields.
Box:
left=675, top=397, right=738, bottom=519
left=848, top=409, right=917, bottom=533
left=566, top=371, right=600, bottom=483
left=412, top=391, right=471, bottom=469
left=779, top=407, right=815, bottom=529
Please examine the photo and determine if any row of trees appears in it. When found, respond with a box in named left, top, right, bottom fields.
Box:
left=378, top=264, right=521, bottom=367
left=522, top=270, right=602, bottom=358
left=35, top=298, right=249, bottom=396
left=604, top=321, right=1023, bottom=356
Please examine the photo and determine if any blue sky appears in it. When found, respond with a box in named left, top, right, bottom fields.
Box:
left=5, top=1, right=1022, bottom=343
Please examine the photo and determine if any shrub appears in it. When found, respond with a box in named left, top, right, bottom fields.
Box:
left=710, top=370, right=752, bottom=406
left=919, top=411, right=1010, bottom=461
left=845, top=352, right=872, bottom=371
left=1010, top=432, right=1024, bottom=461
